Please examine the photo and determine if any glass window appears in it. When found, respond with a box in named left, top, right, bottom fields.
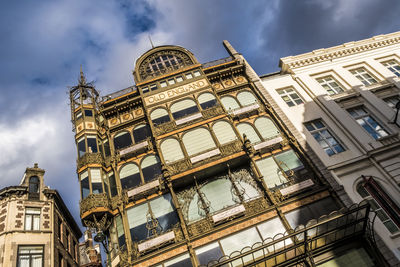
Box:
left=80, top=171, right=90, bottom=199
left=133, top=124, right=151, bottom=143
left=87, top=135, right=98, bottom=153
left=141, top=155, right=162, bottom=183
left=90, top=169, right=103, bottom=194
left=254, top=117, right=280, bottom=140
left=77, top=137, right=86, bottom=157
left=220, top=96, right=240, bottom=111
left=84, top=110, right=93, bottom=117
left=317, top=76, right=344, bottom=95
left=142, top=86, right=149, bottom=94
left=276, top=88, right=304, bottom=106
left=150, top=84, right=157, bottom=91
left=119, top=164, right=141, bottom=190
left=383, top=96, right=400, bottom=110
left=170, top=99, right=199, bottom=119
left=236, top=123, right=261, bottom=143
left=198, top=92, right=217, bottom=110
left=103, top=139, right=111, bottom=157
left=256, top=157, right=287, bottom=188
left=305, top=120, right=345, bottom=156
left=350, top=68, right=377, bottom=86
left=160, top=81, right=167, bottom=88
left=193, top=70, right=201, bottom=77
left=160, top=138, right=185, bottom=163
left=202, top=178, right=237, bottom=213
left=182, top=128, right=216, bottom=156
left=168, top=78, right=175, bottom=85
left=164, top=253, right=192, bottom=267
left=275, top=149, right=303, bottom=171
left=317, top=248, right=374, bottom=267
left=25, top=208, right=41, bottom=231
left=256, top=217, right=287, bottom=240
left=348, top=107, right=389, bottom=140
left=382, top=60, right=400, bottom=77
left=113, top=131, right=132, bottom=150
left=185, top=73, right=193, bottom=79
left=29, top=176, right=40, bottom=194
left=18, top=246, right=43, bottom=267
left=115, top=215, right=126, bottom=248
left=220, top=227, right=262, bottom=256
left=75, top=111, right=82, bottom=120
left=108, top=172, right=118, bottom=197
left=150, top=108, right=171, bottom=125
left=237, top=91, right=257, bottom=106
left=195, top=242, right=224, bottom=266
left=213, top=121, right=237, bottom=145
left=176, top=76, right=183, bottom=82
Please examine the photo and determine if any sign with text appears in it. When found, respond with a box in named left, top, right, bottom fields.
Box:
left=138, top=231, right=175, bottom=252
left=212, top=205, right=246, bottom=223
left=280, top=179, right=314, bottom=196
left=127, top=179, right=159, bottom=198
left=144, top=79, right=208, bottom=106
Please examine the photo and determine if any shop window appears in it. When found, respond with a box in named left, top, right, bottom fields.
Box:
left=151, top=108, right=171, bottom=125
left=170, top=99, right=199, bottom=119
left=236, top=123, right=261, bottom=143
left=237, top=91, right=258, bottom=106
left=113, top=131, right=132, bottom=150
left=213, top=121, right=238, bottom=145
left=133, top=124, right=151, bottom=143
left=90, top=168, right=103, bottom=194
left=182, top=128, right=216, bottom=156
left=141, top=155, right=162, bottom=183
left=317, top=248, right=374, bottom=267
left=160, top=138, right=185, bottom=163
left=220, top=96, right=240, bottom=111
left=119, top=163, right=141, bottom=190
left=80, top=171, right=90, bottom=199
left=254, top=116, right=280, bottom=140
left=198, top=92, right=217, bottom=109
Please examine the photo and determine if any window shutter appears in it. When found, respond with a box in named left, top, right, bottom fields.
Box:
left=237, top=91, right=257, bottom=106
left=236, top=123, right=261, bottom=143
left=221, top=96, right=240, bottom=110
left=182, top=128, right=216, bottom=156
left=256, top=157, right=287, bottom=188
left=213, top=121, right=237, bottom=145
left=254, top=117, right=279, bottom=139
left=161, top=138, right=185, bottom=163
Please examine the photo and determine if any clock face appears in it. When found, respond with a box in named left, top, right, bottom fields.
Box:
left=138, top=50, right=194, bottom=81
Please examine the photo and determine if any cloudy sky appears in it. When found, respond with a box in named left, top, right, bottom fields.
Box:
left=1, top=0, right=400, bottom=230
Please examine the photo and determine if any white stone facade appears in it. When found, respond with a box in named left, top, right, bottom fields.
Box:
left=260, top=31, right=400, bottom=264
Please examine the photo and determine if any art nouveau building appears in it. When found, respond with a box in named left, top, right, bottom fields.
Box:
left=261, top=31, right=400, bottom=266
left=0, top=164, right=82, bottom=267
left=70, top=42, right=384, bottom=266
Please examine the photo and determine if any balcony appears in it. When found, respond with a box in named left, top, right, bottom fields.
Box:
left=166, top=140, right=244, bottom=176
left=80, top=193, right=112, bottom=219
left=77, top=152, right=103, bottom=169
left=201, top=202, right=370, bottom=266
left=118, top=138, right=152, bottom=159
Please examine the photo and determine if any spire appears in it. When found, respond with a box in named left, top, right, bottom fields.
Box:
left=148, top=35, right=154, bottom=48
left=78, top=65, right=87, bottom=86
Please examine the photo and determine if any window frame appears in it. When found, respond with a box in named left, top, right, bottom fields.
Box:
left=347, top=106, right=389, bottom=140
left=17, top=245, right=44, bottom=267
left=381, top=59, right=400, bottom=77
left=350, top=67, right=378, bottom=86
left=79, top=168, right=105, bottom=199
left=276, top=87, right=304, bottom=106
left=317, top=76, right=345, bottom=95
left=24, top=207, right=41, bottom=231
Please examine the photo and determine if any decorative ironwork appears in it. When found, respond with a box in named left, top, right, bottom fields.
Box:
left=201, top=105, right=225, bottom=119
left=166, top=158, right=192, bottom=175
left=194, top=176, right=211, bottom=217
left=80, top=193, right=111, bottom=217
left=77, top=152, right=103, bottom=169
left=153, top=120, right=176, bottom=136
left=220, top=140, right=243, bottom=157
left=176, top=186, right=197, bottom=222
left=146, top=203, right=163, bottom=238
left=187, top=218, right=213, bottom=237
left=83, top=213, right=113, bottom=235
left=243, top=197, right=269, bottom=217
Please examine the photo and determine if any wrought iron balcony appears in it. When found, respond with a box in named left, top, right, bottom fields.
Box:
left=80, top=193, right=112, bottom=218
left=201, top=202, right=370, bottom=266
left=77, top=152, right=103, bottom=169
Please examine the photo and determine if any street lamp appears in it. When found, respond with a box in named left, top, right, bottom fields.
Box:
left=94, top=231, right=111, bottom=267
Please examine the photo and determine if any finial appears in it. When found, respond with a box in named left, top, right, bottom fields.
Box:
left=79, top=65, right=87, bottom=86
left=148, top=35, right=154, bottom=48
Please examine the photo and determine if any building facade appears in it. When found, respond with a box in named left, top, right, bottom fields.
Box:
left=70, top=42, right=384, bottom=266
left=79, top=230, right=102, bottom=267
left=261, top=31, right=400, bottom=265
left=0, top=164, right=82, bottom=267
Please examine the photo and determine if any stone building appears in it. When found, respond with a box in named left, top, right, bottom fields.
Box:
left=70, top=42, right=385, bottom=266
left=261, top=31, right=400, bottom=266
left=79, top=230, right=102, bottom=267
left=0, top=164, right=82, bottom=266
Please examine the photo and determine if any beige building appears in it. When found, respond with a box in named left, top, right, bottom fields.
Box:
left=0, top=164, right=82, bottom=267
left=261, top=31, right=400, bottom=265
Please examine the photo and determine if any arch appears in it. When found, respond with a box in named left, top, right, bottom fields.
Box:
left=150, top=108, right=170, bottom=125
left=236, top=123, right=261, bottom=143
left=220, top=96, right=240, bottom=111
left=141, top=155, right=162, bottom=183
left=133, top=124, right=151, bottom=143
left=213, top=121, right=237, bottom=145
left=254, top=116, right=280, bottom=140
left=237, top=91, right=257, bottom=106
left=119, top=163, right=141, bottom=189
left=198, top=92, right=217, bottom=109
left=182, top=128, right=216, bottom=156
left=114, top=131, right=132, bottom=150
left=29, top=176, right=40, bottom=193
left=170, top=98, right=199, bottom=119
left=201, top=178, right=236, bottom=212
left=160, top=138, right=185, bottom=163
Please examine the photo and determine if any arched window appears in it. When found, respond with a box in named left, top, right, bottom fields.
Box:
left=201, top=178, right=236, bottom=213
left=160, top=138, right=185, bottom=163
left=133, top=124, right=151, bottom=143
left=254, top=117, right=280, bottom=140
left=150, top=108, right=170, bottom=125
left=170, top=99, right=199, bottom=119
left=141, top=155, right=162, bottom=183
left=236, top=123, right=261, bottom=143
left=220, top=96, right=240, bottom=111
left=119, top=164, right=141, bottom=190
left=114, top=131, right=132, bottom=150
left=237, top=91, right=258, bottom=106
left=213, top=121, right=237, bottom=145
left=198, top=93, right=217, bottom=109
left=357, top=179, right=400, bottom=234
left=182, top=128, right=216, bottom=156
left=29, top=176, right=40, bottom=194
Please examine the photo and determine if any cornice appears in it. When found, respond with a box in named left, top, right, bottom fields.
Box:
left=280, top=31, right=400, bottom=72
